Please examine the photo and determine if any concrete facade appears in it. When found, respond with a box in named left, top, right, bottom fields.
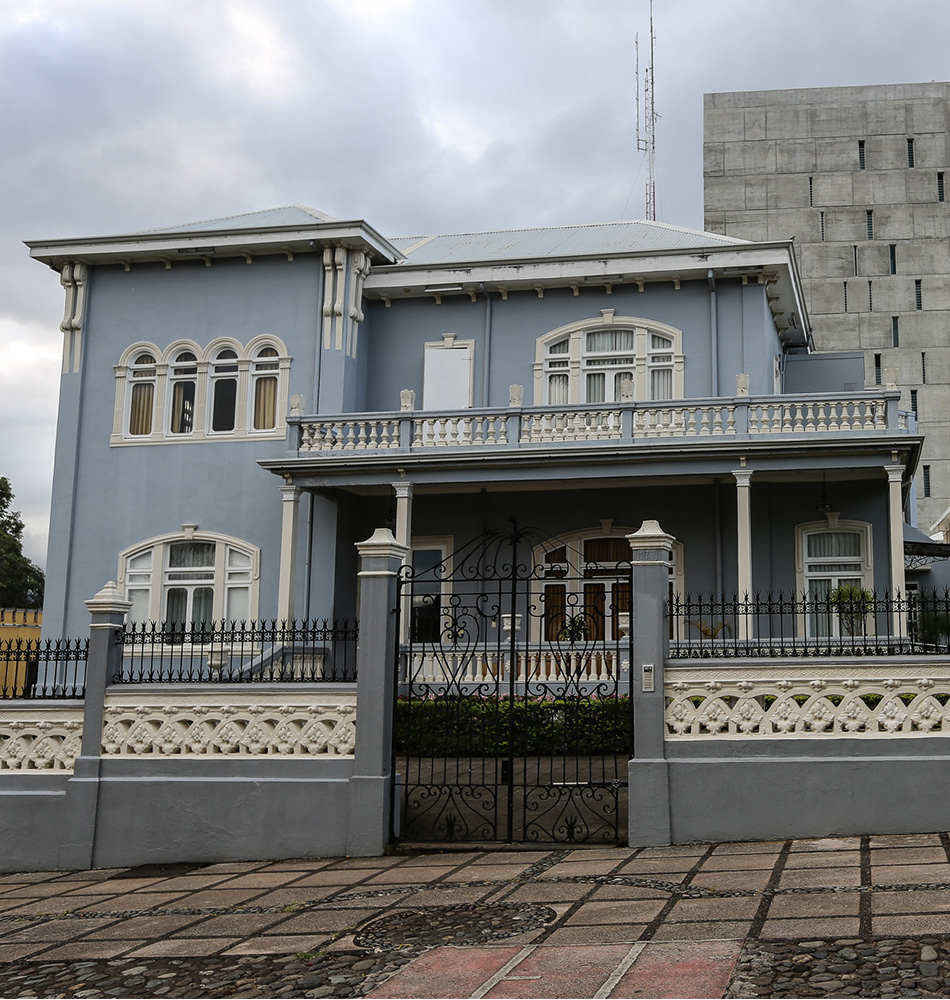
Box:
left=704, top=83, right=950, bottom=536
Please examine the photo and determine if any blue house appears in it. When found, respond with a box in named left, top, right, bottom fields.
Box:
left=27, top=205, right=923, bottom=640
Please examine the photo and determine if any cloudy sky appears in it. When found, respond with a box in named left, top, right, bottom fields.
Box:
left=3, top=0, right=950, bottom=568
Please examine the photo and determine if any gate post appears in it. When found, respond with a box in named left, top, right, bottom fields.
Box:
left=627, top=520, right=674, bottom=847
left=61, top=581, right=131, bottom=870
left=347, top=528, right=408, bottom=856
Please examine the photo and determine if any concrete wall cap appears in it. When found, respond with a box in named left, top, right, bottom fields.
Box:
left=355, top=527, right=409, bottom=559
left=627, top=520, right=676, bottom=548
left=84, top=581, right=133, bottom=615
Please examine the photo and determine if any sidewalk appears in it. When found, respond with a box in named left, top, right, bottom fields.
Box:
left=1, top=833, right=950, bottom=997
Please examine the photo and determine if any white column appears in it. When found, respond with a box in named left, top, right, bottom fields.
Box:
left=733, top=469, right=753, bottom=641
left=885, top=464, right=907, bottom=636
left=277, top=485, right=301, bottom=622
left=393, top=481, right=414, bottom=550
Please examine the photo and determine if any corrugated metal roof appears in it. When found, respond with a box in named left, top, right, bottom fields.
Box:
left=389, top=219, right=747, bottom=265
left=129, top=204, right=338, bottom=236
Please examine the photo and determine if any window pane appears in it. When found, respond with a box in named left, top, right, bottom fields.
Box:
left=166, top=587, right=187, bottom=625
left=170, top=380, right=195, bottom=434
left=253, top=376, right=277, bottom=429
left=548, top=373, right=568, bottom=405
left=544, top=584, right=567, bottom=641
left=650, top=368, right=673, bottom=400
left=651, top=334, right=672, bottom=350
left=169, top=542, right=215, bottom=568
left=586, top=372, right=605, bottom=403
left=192, top=587, right=214, bottom=627
left=587, top=330, right=635, bottom=352
left=226, top=586, right=250, bottom=622
left=129, top=382, right=154, bottom=435
left=547, top=338, right=569, bottom=355
left=614, top=371, right=633, bottom=400
left=584, top=538, right=629, bottom=563
left=807, top=532, right=861, bottom=558
left=211, top=378, right=237, bottom=431
left=227, top=548, right=252, bottom=569
left=128, top=588, right=150, bottom=623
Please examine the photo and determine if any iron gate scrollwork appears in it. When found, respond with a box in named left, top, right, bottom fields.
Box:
left=393, top=523, right=634, bottom=845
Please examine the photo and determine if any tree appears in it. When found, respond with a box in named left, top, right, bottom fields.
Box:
left=0, top=477, right=44, bottom=609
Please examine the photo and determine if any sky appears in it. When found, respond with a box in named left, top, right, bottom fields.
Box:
left=2, top=0, right=950, bottom=569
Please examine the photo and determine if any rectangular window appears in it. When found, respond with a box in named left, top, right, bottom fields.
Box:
left=129, top=382, right=154, bottom=436
left=892, top=316, right=900, bottom=347
left=889, top=244, right=897, bottom=274
left=843, top=282, right=848, bottom=312
left=858, top=140, right=866, bottom=169
left=819, top=211, right=826, bottom=242
left=867, top=281, right=873, bottom=311
left=874, top=353, right=882, bottom=385
left=169, top=380, right=195, bottom=435
left=939, top=172, right=945, bottom=202
left=911, top=389, right=919, bottom=415
left=915, top=278, right=923, bottom=309
left=853, top=245, right=859, bottom=275
left=866, top=210, right=874, bottom=239
left=423, top=338, right=474, bottom=409
left=211, top=378, right=237, bottom=432
left=907, top=138, right=915, bottom=168
left=809, top=176, right=814, bottom=207
left=922, top=351, right=928, bottom=383
left=924, top=465, right=932, bottom=498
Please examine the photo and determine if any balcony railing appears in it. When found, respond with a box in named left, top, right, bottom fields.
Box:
left=291, top=391, right=905, bottom=456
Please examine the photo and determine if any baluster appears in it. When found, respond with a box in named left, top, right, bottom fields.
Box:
left=773, top=404, right=785, bottom=433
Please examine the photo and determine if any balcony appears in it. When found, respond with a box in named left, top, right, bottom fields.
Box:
left=289, top=391, right=909, bottom=458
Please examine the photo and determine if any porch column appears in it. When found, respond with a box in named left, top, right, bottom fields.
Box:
left=277, top=484, right=301, bottom=622
left=733, top=469, right=753, bottom=641
left=885, top=463, right=907, bottom=636
left=392, top=481, right=413, bottom=549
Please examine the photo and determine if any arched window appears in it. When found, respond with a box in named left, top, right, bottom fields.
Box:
left=534, top=313, right=684, bottom=405
left=795, top=518, right=873, bottom=638
left=119, top=530, right=260, bottom=625
left=251, top=346, right=280, bottom=430
left=127, top=352, right=157, bottom=436
left=168, top=351, right=197, bottom=435
left=209, top=348, right=239, bottom=433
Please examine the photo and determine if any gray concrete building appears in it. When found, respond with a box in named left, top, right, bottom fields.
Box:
left=704, top=82, right=950, bottom=538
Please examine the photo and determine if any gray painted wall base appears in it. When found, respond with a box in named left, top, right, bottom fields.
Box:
left=630, top=744, right=950, bottom=845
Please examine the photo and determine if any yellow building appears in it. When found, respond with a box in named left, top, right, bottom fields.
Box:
left=1, top=609, right=42, bottom=696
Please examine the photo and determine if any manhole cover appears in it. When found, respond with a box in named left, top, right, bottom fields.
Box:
left=354, top=903, right=555, bottom=950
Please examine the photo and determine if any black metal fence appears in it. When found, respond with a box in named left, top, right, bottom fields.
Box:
left=669, top=591, right=950, bottom=658
left=1, top=637, right=88, bottom=699
left=116, top=619, right=359, bottom=683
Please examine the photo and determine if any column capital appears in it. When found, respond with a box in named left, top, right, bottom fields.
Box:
left=392, top=481, right=414, bottom=499
left=279, top=484, right=301, bottom=501
left=885, top=464, right=905, bottom=484
left=732, top=469, right=753, bottom=488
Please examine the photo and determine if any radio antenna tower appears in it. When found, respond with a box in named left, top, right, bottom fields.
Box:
left=635, top=0, right=658, bottom=220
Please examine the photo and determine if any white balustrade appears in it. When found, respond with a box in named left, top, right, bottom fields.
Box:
left=412, top=414, right=509, bottom=448
left=298, top=419, right=400, bottom=452
left=632, top=404, right=735, bottom=437
left=748, top=399, right=887, bottom=435
left=520, top=409, right=622, bottom=443
left=665, top=660, right=950, bottom=738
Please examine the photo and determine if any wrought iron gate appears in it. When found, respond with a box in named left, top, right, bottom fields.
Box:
left=393, top=525, right=634, bottom=845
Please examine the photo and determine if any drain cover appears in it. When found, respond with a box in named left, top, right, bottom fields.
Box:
left=354, top=903, right=555, bottom=951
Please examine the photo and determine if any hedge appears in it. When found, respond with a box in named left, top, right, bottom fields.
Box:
left=394, top=695, right=632, bottom=755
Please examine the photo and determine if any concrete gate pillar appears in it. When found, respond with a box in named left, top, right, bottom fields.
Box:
left=626, top=520, right=674, bottom=847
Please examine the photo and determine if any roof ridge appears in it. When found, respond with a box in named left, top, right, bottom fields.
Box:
left=390, top=218, right=744, bottom=243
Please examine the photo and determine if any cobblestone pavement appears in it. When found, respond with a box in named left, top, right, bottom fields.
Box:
left=2, top=834, right=950, bottom=997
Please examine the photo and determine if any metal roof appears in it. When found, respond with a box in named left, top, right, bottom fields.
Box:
left=389, top=219, right=747, bottom=266
left=128, top=204, right=339, bottom=236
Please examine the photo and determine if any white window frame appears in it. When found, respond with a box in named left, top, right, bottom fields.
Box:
left=795, top=517, right=873, bottom=638
left=111, top=336, right=290, bottom=446
left=532, top=311, right=685, bottom=405
left=404, top=535, right=454, bottom=643
left=117, top=527, right=261, bottom=625
left=422, top=333, right=475, bottom=410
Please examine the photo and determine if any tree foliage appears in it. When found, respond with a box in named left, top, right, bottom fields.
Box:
left=0, top=477, right=45, bottom=609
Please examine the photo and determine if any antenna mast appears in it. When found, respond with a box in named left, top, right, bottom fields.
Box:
left=635, top=0, right=658, bottom=220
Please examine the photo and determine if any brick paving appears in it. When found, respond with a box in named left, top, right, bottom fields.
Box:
left=2, top=835, right=950, bottom=996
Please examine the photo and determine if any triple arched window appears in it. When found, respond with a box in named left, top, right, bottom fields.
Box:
left=533, top=312, right=684, bottom=406
left=112, top=337, right=289, bottom=445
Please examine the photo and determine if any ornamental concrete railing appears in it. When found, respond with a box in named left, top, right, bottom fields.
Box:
left=664, top=659, right=950, bottom=738
left=291, top=391, right=905, bottom=455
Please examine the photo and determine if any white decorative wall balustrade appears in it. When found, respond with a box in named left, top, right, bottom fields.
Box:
left=0, top=706, right=84, bottom=771
left=100, top=690, right=357, bottom=757
left=294, top=391, right=904, bottom=456
left=665, top=661, right=950, bottom=738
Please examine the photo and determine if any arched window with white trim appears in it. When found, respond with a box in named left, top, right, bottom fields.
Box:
left=119, top=530, right=260, bottom=625
left=534, top=313, right=684, bottom=405
left=209, top=348, right=239, bottom=433
left=168, top=350, right=198, bottom=435
left=127, top=351, right=157, bottom=436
